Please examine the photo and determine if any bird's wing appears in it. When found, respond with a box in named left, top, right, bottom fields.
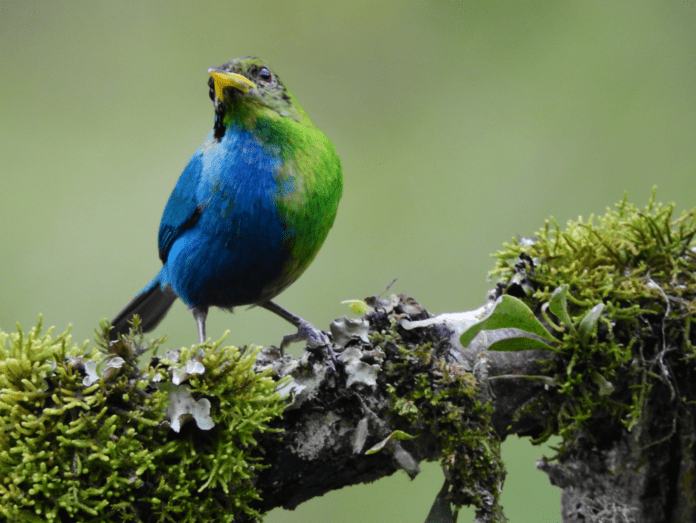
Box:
left=158, top=155, right=205, bottom=263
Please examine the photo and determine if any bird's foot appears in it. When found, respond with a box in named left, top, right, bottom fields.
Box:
left=279, top=319, right=336, bottom=368
left=260, top=301, right=336, bottom=367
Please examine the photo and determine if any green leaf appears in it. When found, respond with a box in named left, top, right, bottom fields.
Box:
left=365, top=430, right=415, bottom=455
left=549, top=285, right=576, bottom=333
left=340, top=299, right=371, bottom=316
left=591, top=369, right=614, bottom=396
left=485, top=331, right=561, bottom=352
left=578, top=303, right=605, bottom=345
left=460, top=295, right=556, bottom=348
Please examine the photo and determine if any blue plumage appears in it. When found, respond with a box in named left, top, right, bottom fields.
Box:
left=160, top=126, right=289, bottom=309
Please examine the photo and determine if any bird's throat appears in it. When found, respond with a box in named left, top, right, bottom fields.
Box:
left=213, top=103, right=227, bottom=141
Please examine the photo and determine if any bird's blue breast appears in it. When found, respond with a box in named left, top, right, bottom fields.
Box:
left=158, top=125, right=296, bottom=309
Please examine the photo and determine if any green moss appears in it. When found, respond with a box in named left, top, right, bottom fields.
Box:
left=490, top=189, right=696, bottom=456
left=373, top=320, right=506, bottom=522
left=0, top=319, right=286, bottom=522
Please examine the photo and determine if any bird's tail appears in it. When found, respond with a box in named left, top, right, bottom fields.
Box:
left=110, top=270, right=177, bottom=341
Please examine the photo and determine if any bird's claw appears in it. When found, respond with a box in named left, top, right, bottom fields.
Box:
left=279, top=320, right=337, bottom=369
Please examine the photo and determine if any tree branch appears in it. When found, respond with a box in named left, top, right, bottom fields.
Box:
left=3, top=193, right=696, bottom=523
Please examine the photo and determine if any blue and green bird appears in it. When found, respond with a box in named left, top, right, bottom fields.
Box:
left=110, top=57, right=342, bottom=346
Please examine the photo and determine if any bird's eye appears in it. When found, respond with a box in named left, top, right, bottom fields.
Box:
left=258, top=67, right=272, bottom=82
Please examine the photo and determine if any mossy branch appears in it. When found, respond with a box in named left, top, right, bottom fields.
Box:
left=2, top=190, right=696, bottom=523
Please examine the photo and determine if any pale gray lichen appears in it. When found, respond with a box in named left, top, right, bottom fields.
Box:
left=171, top=357, right=206, bottom=385
left=330, top=316, right=370, bottom=349
left=163, top=384, right=215, bottom=432
left=338, top=347, right=379, bottom=388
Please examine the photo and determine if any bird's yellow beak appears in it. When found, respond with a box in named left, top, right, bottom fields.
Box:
left=208, top=67, right=257, bottom=101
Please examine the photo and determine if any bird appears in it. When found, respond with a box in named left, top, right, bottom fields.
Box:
left=110, top=56, right=343, bottom=348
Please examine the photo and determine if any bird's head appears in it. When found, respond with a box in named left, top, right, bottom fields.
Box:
left=207, top=57, right=310, bottom=132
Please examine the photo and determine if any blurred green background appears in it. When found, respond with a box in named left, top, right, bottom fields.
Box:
left=2, top=1, right=696, bottom=521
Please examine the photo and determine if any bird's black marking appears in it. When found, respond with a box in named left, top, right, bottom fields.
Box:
left=213, top=104, right=226, bottom=141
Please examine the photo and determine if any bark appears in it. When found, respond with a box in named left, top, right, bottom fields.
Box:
left=240, top=293, right=696, bottom=523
